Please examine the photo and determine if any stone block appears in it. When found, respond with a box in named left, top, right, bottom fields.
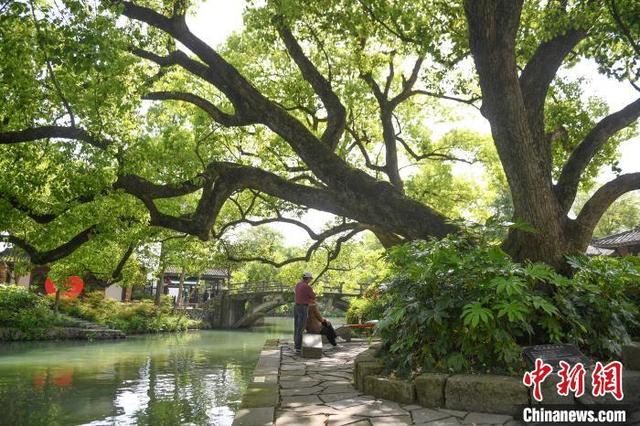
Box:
left=232, top=407, right=274, bottom=426
left=354, top=348, right=378, bottom=363
left=623, top=342, right=640, bottom=371
left=445, top=374, right=529, bottom=416
left=354, top=359, right=384, bottom=391
left=364, top=375, right=415, bottom=404
left=576, top=369, right=640, bottom=406
left=335, top=326, right=352, bottom=342
left=531, top=373, right=575, bottom=405
left=414, top=373, right=448, bottom=408
left=302, top=334, right=322, bottom=359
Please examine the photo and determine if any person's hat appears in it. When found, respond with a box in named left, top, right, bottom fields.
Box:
left=302, top=272, right=313, bottom=278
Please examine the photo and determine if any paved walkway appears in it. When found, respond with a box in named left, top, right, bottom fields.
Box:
left=275, top=340, right=523, bottom=426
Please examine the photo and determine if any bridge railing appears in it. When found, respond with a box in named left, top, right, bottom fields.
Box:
left=226, top=281, right=366, bottom=296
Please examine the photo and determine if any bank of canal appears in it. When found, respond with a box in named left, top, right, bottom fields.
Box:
left=0, top=317, right=329, bottom=425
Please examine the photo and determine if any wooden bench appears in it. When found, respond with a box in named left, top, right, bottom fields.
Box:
left=302, top=333, right=323, bottom=358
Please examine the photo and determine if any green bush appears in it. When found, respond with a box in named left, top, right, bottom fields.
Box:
left=0, top=284, right=55, bottom=338
left=346, top=296, right=386, bottom=324
left=376, top=228, right=640, bottom=377
left=59, top=291, right=198, bottom=333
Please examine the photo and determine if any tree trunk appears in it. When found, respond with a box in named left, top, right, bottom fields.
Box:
left=54, top=288, right=61, bottom=314
left=155, top=242, right=166, bottom=306
left=176, top=267, right=185, bottom=309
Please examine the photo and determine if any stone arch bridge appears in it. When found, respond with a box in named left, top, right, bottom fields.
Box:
left=204, top=282, right=363, bottom=329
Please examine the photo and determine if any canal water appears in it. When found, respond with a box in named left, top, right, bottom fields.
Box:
left=0, top=317, right=333, bottom=426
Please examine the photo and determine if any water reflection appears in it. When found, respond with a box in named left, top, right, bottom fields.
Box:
left=0, top=318, right=299, bottom=425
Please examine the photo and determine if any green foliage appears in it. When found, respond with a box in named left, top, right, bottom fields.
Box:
left=564, top=254, right=640, bottom=350
left=345, top=294, right=385, bottom=324
left=59, top=291, right=197, bottom=333
left=376, top=227, right=640, bottom=376
left=0, top=284, right=54, bottom=338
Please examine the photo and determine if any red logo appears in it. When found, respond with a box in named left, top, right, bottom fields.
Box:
left=523, top=358, right=553, bottom=402
left=523, top=359, right=625, bottom=401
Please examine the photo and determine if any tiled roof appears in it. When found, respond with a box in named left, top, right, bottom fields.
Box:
left=164, top=266, right=229, bottom=277
left=586, top=245, right=615, bottom=256
left=592, top=227, right=640, bottom=248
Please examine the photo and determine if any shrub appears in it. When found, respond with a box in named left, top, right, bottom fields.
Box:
left=346, top=296, right=386, bottom=324
left=59, top=291, right=198, bottom=333
left=376, top=227, right=640, bottom=377
left=0, top=284, right=54, bottom=338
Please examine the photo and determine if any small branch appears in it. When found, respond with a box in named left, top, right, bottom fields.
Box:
left=407, top=89, right=481, bottom=110
left=396, top=136, right=476, bottom=164
left=144, top=91, right=255, bottom=126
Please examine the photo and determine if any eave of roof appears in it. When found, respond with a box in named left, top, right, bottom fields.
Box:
left=592, top=227, right=640, bottom=248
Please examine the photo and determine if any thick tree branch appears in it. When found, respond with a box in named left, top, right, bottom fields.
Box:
left=274, top=16, right=346, bottom=149
left=519, top=29, right=586, bottom=127
left=555, top=97, right=640, bottom=211
left=574, top=173, right=640, bottom=233
left=3, top=226, right=96, bottom=265
left=109, top=242, right=136, bottom=283
left=0, top=192, right=97, bottom=224
left=0, top=126, right=110, bottom=149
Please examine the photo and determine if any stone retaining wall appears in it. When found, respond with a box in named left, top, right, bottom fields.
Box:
left=232, top=339, right=280, bottom=426
left=353, top=343, right=640, bottom=415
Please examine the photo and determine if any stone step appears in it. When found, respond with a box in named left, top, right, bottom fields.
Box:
left=302, top=334, right=322, bottom=358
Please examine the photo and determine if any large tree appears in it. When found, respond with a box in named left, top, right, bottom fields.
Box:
left=1, top=0, right=639, bottom=271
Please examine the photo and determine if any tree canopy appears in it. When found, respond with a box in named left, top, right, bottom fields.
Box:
left=1, top=0, right=639, bottom=274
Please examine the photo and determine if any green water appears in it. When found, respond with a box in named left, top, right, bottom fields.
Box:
left=0, top=317, right=305, bottom=426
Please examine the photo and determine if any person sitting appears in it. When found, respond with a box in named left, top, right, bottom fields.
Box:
left=305, top=302, right=338, bottom=346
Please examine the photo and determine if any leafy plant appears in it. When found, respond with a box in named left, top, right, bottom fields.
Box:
left=59, top=291, right=198, bottom=333
left=0, top=284, right=54, bottom=338
left=375, top=226, right=640, bottom=377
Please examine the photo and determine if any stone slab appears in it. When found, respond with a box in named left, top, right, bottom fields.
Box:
left=419, top=418, right=461, bottom=426
left=323, top=384, right=358, bottom=394
left=319, top=392, right=361, bottom=403
left=240, top=383, right=279, bottom=408
left=411, top=408, right=451, bottom=423
left=275, top=412, right=327, bottom=425
left=369, top=415, right=411, bottom=425
left=415, top=373, right=448, bottom=408
left=445, top=374, right=528, bottom=416
left=280, top=386, right=323, bottom=396
left=232, top=407, right=274, bottom=426
left=461, top=411, right=512, bottom=424
left=280, top=394, right=323, bottom=407
left=364, top=376, right=415, bottom=404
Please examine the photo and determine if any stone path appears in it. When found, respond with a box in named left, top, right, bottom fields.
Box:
left=275, top=340, right=523, bottom=426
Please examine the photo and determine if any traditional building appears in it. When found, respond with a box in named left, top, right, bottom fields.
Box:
left=591, top=227, right=640, bottom=256
left=154, top=267, right=230, bottom=305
